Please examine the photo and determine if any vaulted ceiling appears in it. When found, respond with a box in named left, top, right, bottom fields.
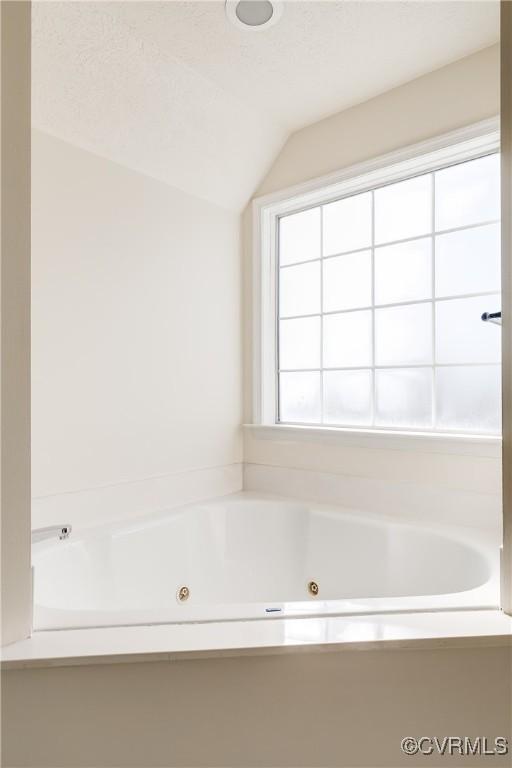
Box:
left=32, top=1, right=499, bottom=210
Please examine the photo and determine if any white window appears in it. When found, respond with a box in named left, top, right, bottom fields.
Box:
left=254, top=122, right=502, bottom=436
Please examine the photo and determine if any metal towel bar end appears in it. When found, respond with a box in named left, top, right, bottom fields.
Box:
left=481, top=311, right=502, bottom=326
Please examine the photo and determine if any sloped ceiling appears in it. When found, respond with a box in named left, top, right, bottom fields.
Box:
left=32, top=1, right=499, bottom=211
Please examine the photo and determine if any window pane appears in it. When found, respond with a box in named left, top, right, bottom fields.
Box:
left=375, top=368, right=432, bottom=429
left=279, top=208, right=321, bottom=266
left=279, top=261, right=320, bottom=318
left=374, top=174, right=432, bottom=245
left=323, top=311, right=372, bottom=368
left=279, top=372, right=321, bottom=423
left=375, top=303, right=432, bottom=366
left=436, top=365, right=501, bottom=434
left=436, top=295, right=501, bottom=364
left=375, top=238, right=432, bottom=305
left=435, top=223, right=501, bottom=298
left=323, top=192, right=372, bottom=256
left=279, top=317, right=320, bottom=370
left=323, top=370, right=372, bottom=426
left=435, top=154, right=500, bottom=231
left=275, top=151, right=501, bottom=436
left=323, top=250, right=372, bottom=312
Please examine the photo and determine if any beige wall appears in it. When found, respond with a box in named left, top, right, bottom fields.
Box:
left=257, top=44, right=499, bottom=198
left=243, top=45, right=502, bottom=530
left=1, top=0, right=32, bottom=646
left=2, top=645, right=511, bottom=767
left=31, top=131, right=242, bottom=513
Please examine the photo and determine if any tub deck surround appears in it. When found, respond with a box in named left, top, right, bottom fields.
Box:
left=32, top=493, right=499, bottom=631
left=2, top=610, right=511, bottom=669
left=243, top=463, right=502, bottom=531
left=31, top=462, right=243, bottom=531
left=243, top=425, right=502, bottom=529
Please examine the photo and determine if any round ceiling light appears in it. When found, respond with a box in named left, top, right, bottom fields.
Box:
left=225, top=1, right=283, bottom=31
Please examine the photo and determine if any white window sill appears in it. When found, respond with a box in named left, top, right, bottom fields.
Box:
left=244, top=424, right=502, bottom=458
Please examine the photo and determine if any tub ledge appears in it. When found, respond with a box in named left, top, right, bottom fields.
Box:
left=1, top=609, right=511, bottom=670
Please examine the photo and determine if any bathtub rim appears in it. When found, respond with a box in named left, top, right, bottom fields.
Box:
left=2, top=608, right=511, bottom=670
left=5, top=492, right=508, bottom=668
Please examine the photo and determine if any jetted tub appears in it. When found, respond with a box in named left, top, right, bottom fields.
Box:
left=32, top=493, right=500, bottom=631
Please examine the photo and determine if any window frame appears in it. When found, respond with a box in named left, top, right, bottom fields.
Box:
left=252, top=118, right=501, bottom=439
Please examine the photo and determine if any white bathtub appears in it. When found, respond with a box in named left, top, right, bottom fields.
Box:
left=32, top=493, right=500, bottom=631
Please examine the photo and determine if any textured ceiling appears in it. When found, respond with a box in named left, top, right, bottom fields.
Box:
left=32, top=1, right=499, bottom=210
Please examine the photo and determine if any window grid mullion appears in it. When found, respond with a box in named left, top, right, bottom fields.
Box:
left=279, top=216, right=500, bottom=270
left=279, top=289, right=500, bottom=322
left=278, top=363, right=501, bottom=373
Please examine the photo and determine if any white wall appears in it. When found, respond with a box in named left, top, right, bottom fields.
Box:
left=243, top=45, right=502, bottom=530
left=31, top=48, right=503, bottom=531
left=31, top=130, right=242, bottom=527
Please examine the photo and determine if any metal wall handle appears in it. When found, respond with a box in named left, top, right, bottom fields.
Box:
left=32, top=524, right=72, bottom=543
left=481, top=311, right=502, bottom=326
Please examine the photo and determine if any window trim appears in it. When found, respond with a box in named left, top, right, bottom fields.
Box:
left=252, top=117, right=501, bottom=439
